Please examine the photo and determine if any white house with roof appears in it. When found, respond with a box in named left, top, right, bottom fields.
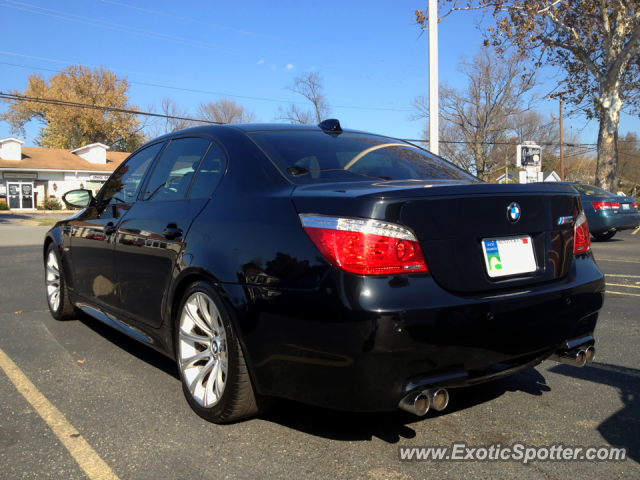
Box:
left=0, top=139, right=129, bottom=210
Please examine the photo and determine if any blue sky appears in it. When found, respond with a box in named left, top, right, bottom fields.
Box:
left=0, top=0, right=638, bottom=148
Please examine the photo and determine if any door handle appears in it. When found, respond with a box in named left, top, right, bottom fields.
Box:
left=105, top=223, right=117, bottom=235
left=163, top=224, right=183, bottom=239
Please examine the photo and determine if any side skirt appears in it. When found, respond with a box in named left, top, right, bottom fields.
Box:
left=69, top=293, right=175, bottom=360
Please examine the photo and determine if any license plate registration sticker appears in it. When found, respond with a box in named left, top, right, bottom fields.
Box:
left=482, top=236, right=537, bottom=278
left=622, top=203, right=630, bottom=210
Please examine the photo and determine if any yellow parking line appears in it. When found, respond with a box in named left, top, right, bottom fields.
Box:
left=605, top=274, right=640, bottom=278
left=0, top=348, right=119, bottom=480
left=607, top=291, right=640, bottom=297
left=632, top=226, right=639, bottom=235
left=607, top=283, right=640, bottom=289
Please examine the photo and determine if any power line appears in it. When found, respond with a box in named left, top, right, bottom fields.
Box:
left=98, top=0, right=426, bottom=70
left=0, top=1, right=404, bottom=82
left=0, top=92, right=221, bottom=124
left=3, top=93, right=638, bottom=153
left=0, top=61, right=414, bottom=112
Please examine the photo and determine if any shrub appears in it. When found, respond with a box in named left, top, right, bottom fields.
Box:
left=0, top=201, right=9, bottom=211
left=43, top=198, right=63, bottom=210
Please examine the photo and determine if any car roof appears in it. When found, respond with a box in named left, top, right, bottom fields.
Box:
left=152, top=123, right=372, bottom=141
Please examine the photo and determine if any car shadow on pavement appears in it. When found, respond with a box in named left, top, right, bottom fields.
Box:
left=549, top=363, right=640, bottom=462
left=77, top=311, right=179, bottom=381
left=260, top=368, right=550, bottom=444
left=0, top=213, right=33, bottom=224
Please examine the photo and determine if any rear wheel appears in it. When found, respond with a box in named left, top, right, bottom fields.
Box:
left=592, top=230, right=616, bottom=240
left=175, top=281, right=273, bottom=423
left=45, top=243, right=77, bottom=320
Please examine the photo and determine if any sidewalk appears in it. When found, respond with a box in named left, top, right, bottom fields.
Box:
left=0, top=226, right=51, bottom=246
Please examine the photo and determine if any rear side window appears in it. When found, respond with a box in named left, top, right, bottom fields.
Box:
left=142, top=137, right=211, bottom=202
left=573, top=183, right=613, bottom=197
left=248, top=131, right=478, bottom=184
left=188, top=143, right=226, bottom=198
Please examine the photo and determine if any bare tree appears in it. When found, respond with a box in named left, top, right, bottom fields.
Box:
left=415, top=1, right=640, bottom=192
left=275, top=71, right=330, bottom=124
left=197, top=98, right=259, bottom=124
left=147, top=97, right=197, bottom=138
left=411, top=49, right=540, bottom=180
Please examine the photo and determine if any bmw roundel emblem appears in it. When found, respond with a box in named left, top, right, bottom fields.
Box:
left=507, top=202, right=521, bottom=223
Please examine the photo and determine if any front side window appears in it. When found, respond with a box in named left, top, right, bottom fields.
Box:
left=248, top=131, right=479, bottom=184
left=142, top=137, right=212, bottom=202
left=101, top=142, right=164, bottom=205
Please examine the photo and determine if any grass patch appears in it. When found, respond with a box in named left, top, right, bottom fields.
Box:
left=35, top=217, right=59, bottom=226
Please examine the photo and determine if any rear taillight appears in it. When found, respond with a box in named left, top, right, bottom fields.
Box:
left=300, top=215, right=428, bottom=275
left=592, top=201, right=620, bottom=210
left=633, top=201, right=638, bottom=210
left=573, top=211, right=591, bottom=254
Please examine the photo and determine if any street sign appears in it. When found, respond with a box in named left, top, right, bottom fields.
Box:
left=517, top=145, right=542, bottom=172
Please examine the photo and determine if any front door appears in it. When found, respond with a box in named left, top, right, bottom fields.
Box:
left=7, top=183, right=20, bottom=209
left=69, top=142, right=165, bottom=311
left=7, top=182, right=33, bottom=209
left=114, top=136, right=220, bottom=327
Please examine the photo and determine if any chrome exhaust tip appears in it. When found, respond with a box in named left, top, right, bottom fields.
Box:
left=585, top=346, right=596, bottom=363
left=549, top=348, right=587, bottom=367
left=399, top=391, right=430, bottom=416
left=424, top=387, right=449, bottom=411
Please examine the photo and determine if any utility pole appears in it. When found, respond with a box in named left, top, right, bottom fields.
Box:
left=505, top=133, right=509, bottom=183
left=549, top=91, right=568, bottom=180
left=428, top=0, right=439, bottom=155
left=559, top=95, right=564, bottom=180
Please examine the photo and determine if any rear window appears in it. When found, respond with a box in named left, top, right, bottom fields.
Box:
left=572, top=183, right=613, bottom=197
left=248, top=131, right=478, bottom=184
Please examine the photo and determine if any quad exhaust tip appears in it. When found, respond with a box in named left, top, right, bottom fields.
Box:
left=585, top=346, right=596, bottom=363
left=549, top=347, right=588, bottom=367
left=399, top=387, right=449, bottom=416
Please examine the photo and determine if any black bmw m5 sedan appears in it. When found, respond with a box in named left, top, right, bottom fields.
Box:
left=44, top=120, right=605, bottom=423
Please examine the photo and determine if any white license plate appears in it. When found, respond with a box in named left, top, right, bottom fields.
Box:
left=622, top=203, right=630, bottom=210
left=481, top=236, right=537, bottom=278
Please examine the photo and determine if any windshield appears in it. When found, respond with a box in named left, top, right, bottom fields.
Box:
left=248, top=131, right=479, bottom=184
left=572, top=183, right=613, bottom=197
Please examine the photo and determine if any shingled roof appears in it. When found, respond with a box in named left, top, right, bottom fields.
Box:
left=0, top=147, right=130, bottom=172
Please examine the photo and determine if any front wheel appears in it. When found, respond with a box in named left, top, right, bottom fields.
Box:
left=175, top=281, right=273, bottom=423
left=45, top=243, right=77, bottom=320
left=592, top=230, right=616, bottom=240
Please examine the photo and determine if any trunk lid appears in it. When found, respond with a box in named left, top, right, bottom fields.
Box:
left=292, top=180, right=582, bottom=293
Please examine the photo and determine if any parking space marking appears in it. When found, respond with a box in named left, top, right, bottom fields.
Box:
left=606, top=291, right=640, bottom=297
left=632, top=226, right=639, bottom=235
left=596, top=258, right=640, bottom=264
left=0, top=347, right=119, bottom=480
left=606, top=283, right=640, bottom=289
left=605, top=274, right=640, bottom=278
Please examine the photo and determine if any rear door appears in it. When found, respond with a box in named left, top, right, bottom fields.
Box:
left=113, top=136, right=226, bottom=327
left=69, top=141, right=164, bottom=310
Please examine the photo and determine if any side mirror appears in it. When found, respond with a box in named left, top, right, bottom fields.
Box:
left=62, top=189, right=95, bottom=209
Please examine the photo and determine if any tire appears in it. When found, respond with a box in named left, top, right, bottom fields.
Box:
left=44, top=243, right=78, bottom=320
left=174, top=281, right=273, bottom=423
left=592, top=230, right=617, bottom=240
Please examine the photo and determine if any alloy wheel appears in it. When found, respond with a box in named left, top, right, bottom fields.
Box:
left=178, top=292, right=228, bottom=408
left=46, top=251, right=61, bottom=312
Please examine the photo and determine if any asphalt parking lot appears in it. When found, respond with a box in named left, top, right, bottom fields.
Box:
left=1, top=225, right=639, bottom=479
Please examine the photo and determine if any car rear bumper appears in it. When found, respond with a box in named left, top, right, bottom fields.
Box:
left=224, top=253, right=605, bottom=412
left=588, top=211, right=640, bottom=232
